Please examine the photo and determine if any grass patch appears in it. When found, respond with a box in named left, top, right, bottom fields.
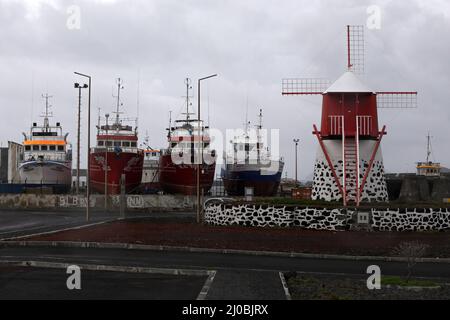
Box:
left=382, top=276, right=438, bottom=287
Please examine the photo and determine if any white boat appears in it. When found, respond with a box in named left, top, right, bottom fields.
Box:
left=18, top=94, right=72, bottom=191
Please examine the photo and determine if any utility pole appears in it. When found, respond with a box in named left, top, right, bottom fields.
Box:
left=293, top=139, right=300, bottom=185
left=74, top=72, right=92, bottom=222
left=105, top=113, right=109, bottom=212
left=74, top=83, right=88, bottom=194
left=197, top=74, right=217, bottom=223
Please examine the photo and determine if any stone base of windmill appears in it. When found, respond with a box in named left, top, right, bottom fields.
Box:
left=311, top=139, right=389, bottom=203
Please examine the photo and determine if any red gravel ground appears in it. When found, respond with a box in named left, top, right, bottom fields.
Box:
left=24, top=220, right=450, bottom=258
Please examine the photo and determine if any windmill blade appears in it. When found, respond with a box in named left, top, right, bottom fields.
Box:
left=282, top=78, right=330, bottom=95
left=347, top=25, right=365, bottom=75
left=376, top=92, right=418, bottom=108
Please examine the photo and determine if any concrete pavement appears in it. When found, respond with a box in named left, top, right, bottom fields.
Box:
left=1, top=245, right=450, bottom=299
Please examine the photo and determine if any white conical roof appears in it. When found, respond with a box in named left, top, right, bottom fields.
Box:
left=324, top=71, right=374, bottom=93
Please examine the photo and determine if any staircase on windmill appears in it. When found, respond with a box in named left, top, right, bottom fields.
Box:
left=282, top=25, right=418, bottom=206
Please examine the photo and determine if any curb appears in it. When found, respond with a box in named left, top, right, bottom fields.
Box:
left=278, top=272, right=292, bottom=300
left=1, top=240, right=450, bottom=264
left=0, top=260, right=214, bottom=277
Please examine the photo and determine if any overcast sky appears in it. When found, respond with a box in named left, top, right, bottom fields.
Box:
left=0, top=0, right=449, bottom=179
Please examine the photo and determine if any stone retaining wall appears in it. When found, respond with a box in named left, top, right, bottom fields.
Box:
left=204, top=204, right=351, bottom=231
left=204, top=204, right=450, bottom=232
left=372, top=208, right=450, bottom=231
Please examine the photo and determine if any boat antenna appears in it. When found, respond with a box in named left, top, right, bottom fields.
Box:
left=30, top=71, right=34, bottom=127
left=136, top=70, right=140, bottom=133
left=97, top=107, right=101, bottom=134
left=167, top=110, right=172, bottom=139
left=426, top=131, right=433, bottom=163
left=41, top=93, right=53, bottom=131
left=207, top=84, right=210, bottom=127
left=183, top=78, right=193, bottom=122
left=112, top=78, right=124, bottom=127
left=258, top=108, right=263, bottom=130
left=244, top=95, right=250, bottom=137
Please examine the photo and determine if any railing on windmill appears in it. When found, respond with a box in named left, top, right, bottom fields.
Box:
left=328, top=115, right=373, bottom=137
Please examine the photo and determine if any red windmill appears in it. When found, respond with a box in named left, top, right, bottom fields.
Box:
left=283, top=25, right=417, bottom=206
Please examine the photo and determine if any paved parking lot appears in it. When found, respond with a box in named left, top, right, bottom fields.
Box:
left=0, top=265, right=207, bottom=300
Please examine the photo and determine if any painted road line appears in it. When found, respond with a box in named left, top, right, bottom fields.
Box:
left=197, top=270, right=217, bottom=300
left=279, top=272, right=292, bottom=300
left=0, top=218, right=120, bottom=241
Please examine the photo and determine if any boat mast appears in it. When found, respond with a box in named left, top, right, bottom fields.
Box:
left=185, top=78, right=192, bottom=122
left=426, top=131, right=432, bottom=163
left=112, top=78, right=124, bottom=127
left=41, top=93, right=53, bottom=132
left=167, top=110, right=172, bottom=139
left=257, top=108, right=263, bottom=161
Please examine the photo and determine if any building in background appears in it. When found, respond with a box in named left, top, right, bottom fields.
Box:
left=0, top=146, right=8, bottom=183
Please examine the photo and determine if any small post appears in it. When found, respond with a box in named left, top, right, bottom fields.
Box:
left=120, top=173, right=126, bottom=218
left=245, top=187, right=254, bottom=202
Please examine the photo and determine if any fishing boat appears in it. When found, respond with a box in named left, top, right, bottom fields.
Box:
left=19, top=94, right=72, bottom=192
left=89, top=78, right=144, bottom=194
left=221, top=109, right=284, bottom=196
left=158, top=78, right=216, bottom=195
left=417, top=132, right=441, bottom=177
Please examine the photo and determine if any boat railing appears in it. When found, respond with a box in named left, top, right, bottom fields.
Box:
left=23, top=153, right=70, bottom=162
left=91, top=146, right=142, bottom=154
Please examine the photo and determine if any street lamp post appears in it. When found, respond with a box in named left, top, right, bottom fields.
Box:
left=74, top=72, right=91, bottom=222
left=293, top=139, right=300, bottom=185
left=197, top=74, right=217, bottom=224
left=104, top=113, right=109, bottom=212
left=74, top=83, right=88, bottom=194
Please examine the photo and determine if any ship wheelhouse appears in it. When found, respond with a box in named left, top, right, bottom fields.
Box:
left=93, top=122, right=139, bottom=154
left=23, top=121, right=70, bottom=162
left=164, top=119, right=214, bottom=160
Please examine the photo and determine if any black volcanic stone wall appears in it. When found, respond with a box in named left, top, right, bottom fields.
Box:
left=204, top=204, right=351, bottom=231
left=205, top=204, right=450, bottom=232
left=371, top=208, right=450, bottom=231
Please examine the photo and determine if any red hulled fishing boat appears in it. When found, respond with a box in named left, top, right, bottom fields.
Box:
left=89, top=78, right=143, bottom=194
left=158, top=78, right=216, bottom=195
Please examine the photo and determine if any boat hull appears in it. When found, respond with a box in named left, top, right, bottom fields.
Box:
left=221, top=161, right=284, bottom=197
left=18, top=160, right=72, bottom=189
left=158, top=154, right=215, bottom=195
left=89, top=150, right=144, bottom=195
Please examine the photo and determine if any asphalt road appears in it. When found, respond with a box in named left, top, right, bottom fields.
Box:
left=1, top=210, right=449, bottom=300
left=0, top=266, right=206, bottom=300
left=1, top=245, right=450, bottom=299
left=0, top=209, right=194, bottom=240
